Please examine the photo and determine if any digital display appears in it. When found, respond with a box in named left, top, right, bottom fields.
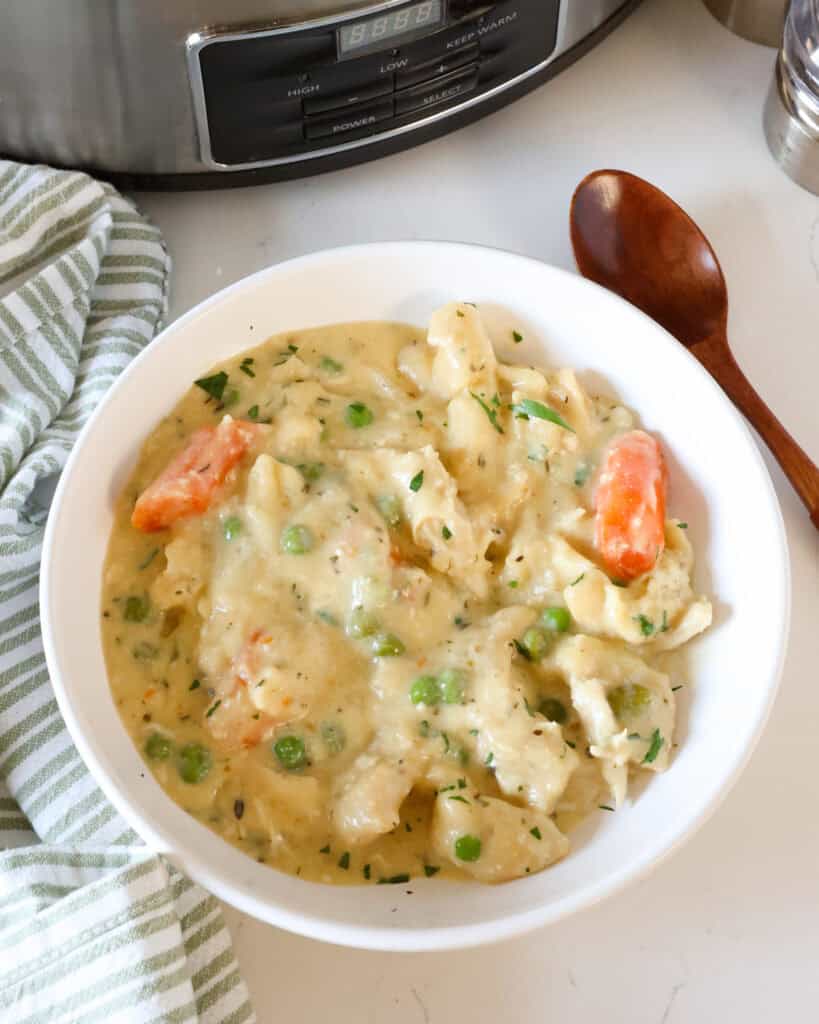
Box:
left=338, top=1, right=445, bottom=57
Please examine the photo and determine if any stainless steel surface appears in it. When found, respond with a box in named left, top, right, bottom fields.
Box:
left=702, top=0, right=788, bottom=45
left=0, top=0, right=631, bottom=177
left=763, top=0, right=819, bottom=194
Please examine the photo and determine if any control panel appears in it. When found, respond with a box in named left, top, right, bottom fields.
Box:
left=189, top=1, right=560, bottom=168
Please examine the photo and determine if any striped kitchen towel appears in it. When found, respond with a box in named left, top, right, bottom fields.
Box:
left=0, top=161, right=255, bottom=1023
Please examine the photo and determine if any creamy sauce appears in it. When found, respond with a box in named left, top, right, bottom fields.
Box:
left=102, top=305, right=711, bottom=885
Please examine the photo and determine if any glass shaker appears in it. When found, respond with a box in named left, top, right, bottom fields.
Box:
left=764, top=0, right=819, bottom=194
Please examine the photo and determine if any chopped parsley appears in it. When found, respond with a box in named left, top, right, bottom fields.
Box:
left=453, top=616, right=469, bottom=630
left=530, top=826, right=542, bottom=840
left=319, top=844, right=331, bottom=854
left=415, top=409, right=424, bottom=422
left=205, top=700, right=221, bottom=718
left=448, top=795, right=470, bottom=804
left=378, top=874, right=410, bottom=885
left=123, top=595, right=151, bottom=623
left=599, top=804, right=615, bottom=812
left=337, top=851, right=350, bottom=870
left=635, top=614, right=655, bottom=637
left=470, top=391, right=504, bottom=434
left=247, top=404, right=259, bottom=420
left=442, top=525, right=452, bottom=540
left=320, top=355, right=343, bottom=374
left=574, top=462, right=592, bottom=486
left=423, top=865, right=440, bottom=877
left=508, top=580, right=518, bottom=589
left=671, top=684, right=684, bottom=692
left=239, top=357, right=256, bottom=378
left=363, top=864, right=371, bottom=879
left=677, top=521, right=688, bottom=529
left=642, top=728, right=664, bottom=764
left=569, top=573, right=585, bottom=586
left=409, top=470, right=424, bottom=492
left=513, top=398, right=574, bottom=432
left=194, top=371, right=228, bottom=402
left=189, top=679, right=201, bottom=691
left=485, top=751, right=494, bottom=766
left=512, top=330, right=523, bottom=343
left=659, top=610, right=669, bottom=633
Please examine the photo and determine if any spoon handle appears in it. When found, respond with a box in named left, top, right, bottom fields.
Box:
left=694, top=333, right=819, bottom=529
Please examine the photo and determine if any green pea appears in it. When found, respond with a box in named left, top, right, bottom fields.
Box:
left=376, top=494, right=402, bottom=527
left=371, top=632, right=405, bottom=657
left=607, top=684, right=652, bottom=719
left=296, top=462, right=324, bottom=482
left=438, top=668, right=465, bottom=705
left=177, top=743, right=212, bottom=784
left=454, top=834, right=482, bottom=862
left=410, top=675, right=440, bottom=706
left=223, top=516, right=242, bottom=541
left=280, top=524, right=314, bottom=554
left=145, top=732, right=172, bottom=761
left=347, top=606, right=379, bottom=638
left=123, top=595, right=151, bottom=623
left=345, top=401, right=374, bottom=428
left=274, top=735, right=307, bottom=770
left=519, top=626, right=551, bottom=661
left=540, top=606, right=571, bottom=632
left=540, top=697, right=567, bottom=724
left=320, top=721, right=346, bottom=755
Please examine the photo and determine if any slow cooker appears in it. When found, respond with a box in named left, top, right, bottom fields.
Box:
left=0, top=1, right=640, bottom=188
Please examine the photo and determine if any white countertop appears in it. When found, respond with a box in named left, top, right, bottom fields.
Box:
left=137, top=0, right=819, bottom=1019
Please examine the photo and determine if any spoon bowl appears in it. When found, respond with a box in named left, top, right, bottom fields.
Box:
left=570, top=169, right=819, bottom=529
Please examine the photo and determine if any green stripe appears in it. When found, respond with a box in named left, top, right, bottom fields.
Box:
left=1, top=172, right=88, bottom=235
left=0, top=599, right=39, bottom=639
left=196, top=966, right=244, bottom=1017
left=96, top=270, right=166, bottom=288
left=190, top=945, right=233, bottom=992
left=103, top=254, right=168, bottom=273
left=0, top=698, right=59, bottom=757
left=0, top=855, right=156, bottom=946
left=58, top=800, right=119, bottom=846
left=180, top=893, right=218, bottom=933
left=0, top=881, right=74, bottom=914
left=144, top=1002, right=199, bottom=1024
left=6, top=909, right=182, bottom=1018
left=0, top=667, right=50, bottom=717
left=55, top=253, right=86, bottom=297
left=0, top=715, right=64, bottom=776
left=0, top=195, right=108, bottom=285
left=25, top=760, right=87, bottom=823
left=42, top=787, right=104, bottom=843
left=181, top=912, right=225, bottom=958
left=219, top=999, right=256, bottom=1024
left=51, top=962, right=192, bottom=1024
left=0, top=847, right=133, bottom=874
left=0, top=619, right=42, bottom=658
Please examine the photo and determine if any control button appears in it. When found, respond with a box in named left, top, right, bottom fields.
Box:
left=303, top=77, right=393, bottom=116
left=396, top=43, right=480, bottom=90
left=304, top=95, right=394, bottom=140
left=395, top=65, right=479, bottom=117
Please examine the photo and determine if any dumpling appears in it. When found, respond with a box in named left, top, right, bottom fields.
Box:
left=430, top=791, right=569, bottom=882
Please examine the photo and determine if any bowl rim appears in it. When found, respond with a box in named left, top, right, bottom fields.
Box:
left=40, top=240, right=791, bottom=951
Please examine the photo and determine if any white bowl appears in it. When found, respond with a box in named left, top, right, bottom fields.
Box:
left=41, top=242, right=789, bottom=951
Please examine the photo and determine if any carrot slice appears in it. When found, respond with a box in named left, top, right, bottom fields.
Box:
left=594, top=429, right=667, bottom=581
left=131, top=417, right=258, bottom=532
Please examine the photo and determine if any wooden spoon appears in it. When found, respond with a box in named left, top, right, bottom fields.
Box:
left=570, top=168, right=819, bottom=529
